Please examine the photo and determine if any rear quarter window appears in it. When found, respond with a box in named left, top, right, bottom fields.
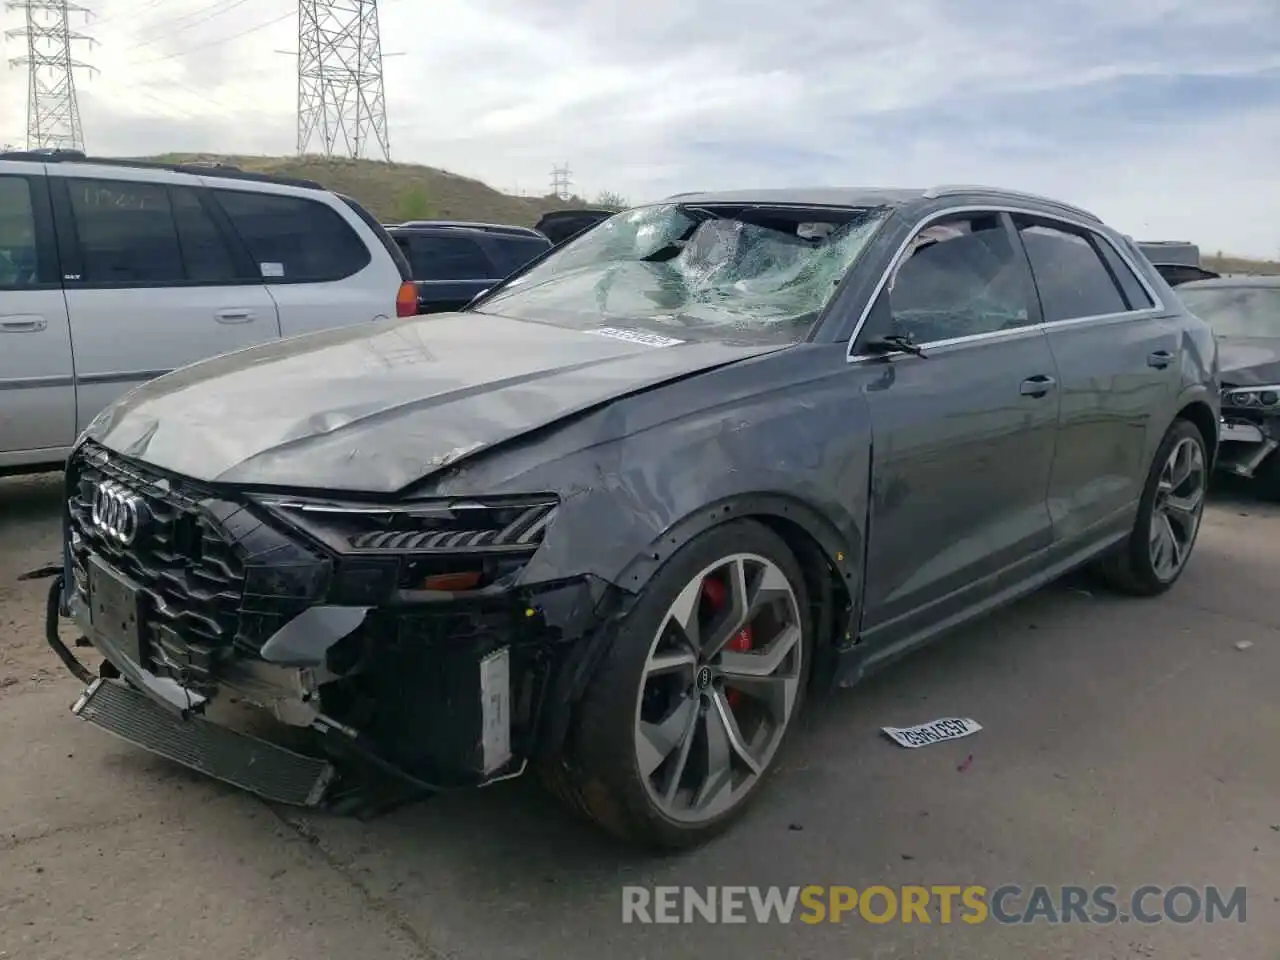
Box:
left=489, top=235, right=551, bottom=276
left=339, top=193, right=411, bottom=281
left=405, top=234, right=495, bottom=281
left=213, top=189, right=372, bottom=283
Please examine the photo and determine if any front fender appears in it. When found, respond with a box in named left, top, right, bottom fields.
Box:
left=424, top=347, right=873, bottom=597
left=610, top=490, right=860, bottom=599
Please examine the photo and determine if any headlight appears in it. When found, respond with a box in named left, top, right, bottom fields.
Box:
left=251, top=494, right=558, bottom=596
left=1223, top=385, right=1280, bottom=408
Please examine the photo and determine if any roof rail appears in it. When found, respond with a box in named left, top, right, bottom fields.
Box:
left=922, top=184, right=1101, bottom=222
left=0, top=148, right=87, bottom=160
left=395, top=220, right=545, bottom=238
left=0, top=151, right=326, bottom=190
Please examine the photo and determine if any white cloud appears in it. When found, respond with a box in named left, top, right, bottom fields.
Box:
left=1, top=0, right=1277, bottom=256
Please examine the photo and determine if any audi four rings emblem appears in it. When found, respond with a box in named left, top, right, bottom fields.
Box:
left=90, top=481, right=146, bottom=545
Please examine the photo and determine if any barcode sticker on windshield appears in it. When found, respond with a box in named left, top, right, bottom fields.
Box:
left=587, top=327, right=684, bottom=348
left=882, top=717, right=982, bottom=749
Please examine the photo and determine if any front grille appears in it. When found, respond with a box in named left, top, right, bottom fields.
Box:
left=67, top=445, right=332, bottom=691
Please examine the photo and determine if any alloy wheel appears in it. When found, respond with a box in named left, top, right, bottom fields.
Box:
left=634, top=553, right=803, bottom=824
left=1149, top=435, right=1207, bottom=581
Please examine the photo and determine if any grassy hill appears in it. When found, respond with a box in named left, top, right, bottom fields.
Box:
left=1203, top=253, right=1280, bottom=276
left=146, top=153, right=606, bottom=226
left=148, top=154, right=1280, bottom=273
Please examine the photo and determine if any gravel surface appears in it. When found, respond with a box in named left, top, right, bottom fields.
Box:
left=1, top=471, right=1277, bottom=959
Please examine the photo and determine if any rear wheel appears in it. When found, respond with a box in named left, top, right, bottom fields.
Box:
left=1094, top=418, right=1208, bottom=596
left=543, top=520, right=813, bottom=849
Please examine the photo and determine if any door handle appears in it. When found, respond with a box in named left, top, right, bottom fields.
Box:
left=1147, top=350, right=1173, bottom=369
left=0, top=317, right=47, bottom=332
left=1019, top=375, right=1057, bottom=397
left=215, top=310, right=255, bottom=324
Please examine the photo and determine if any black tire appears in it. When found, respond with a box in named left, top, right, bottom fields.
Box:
left=1093, top=417, right=1208, bottom=596
left=540, top=519, right=814, bottom=850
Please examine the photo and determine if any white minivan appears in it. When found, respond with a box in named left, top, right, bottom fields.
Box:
left=0, top=150, right=417, bottom=476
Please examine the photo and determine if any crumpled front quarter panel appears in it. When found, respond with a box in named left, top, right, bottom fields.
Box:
left=425, top=345, right=872, bottom=595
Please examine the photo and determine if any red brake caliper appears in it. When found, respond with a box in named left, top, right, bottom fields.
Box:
left=701, top=576, right=753, bottom=708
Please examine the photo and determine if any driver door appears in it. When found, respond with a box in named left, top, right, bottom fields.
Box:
left=853, top=210, right=1062, bottom=648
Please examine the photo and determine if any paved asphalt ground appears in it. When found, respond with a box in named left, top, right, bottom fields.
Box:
left=1, top=471, right=1276, bottom=960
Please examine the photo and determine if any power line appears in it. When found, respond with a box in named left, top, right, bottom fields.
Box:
left=296, top=0, right=390, bottom=161
left=131, top=9, right=292, bottom=66
left=124, top=0, right=259, bottom=54
left=94, top=0, right=217, bottom=30
left=6, top=0, right=97, bottom=151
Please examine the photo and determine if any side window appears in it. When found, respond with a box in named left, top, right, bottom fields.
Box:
left=1094, top=238, right=1155, bottom=309
left=1015, top=221, right=1128, bottom=322
left=0, top=176, right=39, bottom=289
left=490, top=236, right=549, bottom=276
left=213, top=190, right=372, bottom=283
left=407, top=234, right=494, bottom=281
left=170, top=187, right=238, bottom=282
left=66, top=178, right=185, bottom=284
left=884, top=213, right=1032, bottom=343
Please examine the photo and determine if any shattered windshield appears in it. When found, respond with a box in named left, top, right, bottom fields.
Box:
left=476, top=202, right=889, bottom=344
left=1179, top=286, right=1280, bottom=339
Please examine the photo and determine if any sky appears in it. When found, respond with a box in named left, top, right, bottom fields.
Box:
left=1, top=0, right=1278, bottom=258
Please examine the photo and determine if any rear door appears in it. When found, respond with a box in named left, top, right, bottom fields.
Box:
left=210, top=187, right=400, bottom=338
left=1010, top=214, right=1180, bottom=544
left=0, top=162, right=76, bottom=462
left=48, top=167, right=281, bottom=433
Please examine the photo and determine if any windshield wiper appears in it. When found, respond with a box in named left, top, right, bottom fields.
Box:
left=865, top=334, right=928, bottom=358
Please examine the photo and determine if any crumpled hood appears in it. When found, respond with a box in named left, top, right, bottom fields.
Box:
left=84, top=312, right=783, bottom=493
left=1217, top=336, right=1280, bottom=387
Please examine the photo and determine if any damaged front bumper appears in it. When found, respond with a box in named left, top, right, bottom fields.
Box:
left=44, top=446, right=624, bottom=813
left=1216, top=412, right=1280, bottom=479
left=47, top=562, right=614, bottom=811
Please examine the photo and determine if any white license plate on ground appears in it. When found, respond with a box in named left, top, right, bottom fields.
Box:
left=478, top=647, right=512, bottom=774
left=1221, top=422, right=1263, bottom=443
left=882, top=717, right=983, bottom=749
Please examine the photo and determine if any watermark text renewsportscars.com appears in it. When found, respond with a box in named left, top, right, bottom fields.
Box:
left=621, top=885, right=1248, bottom=925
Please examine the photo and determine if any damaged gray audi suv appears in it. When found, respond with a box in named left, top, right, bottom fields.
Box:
left=1177, top=276, right=1280, bottom=497
left=47, top=186, right=1219, bottom=849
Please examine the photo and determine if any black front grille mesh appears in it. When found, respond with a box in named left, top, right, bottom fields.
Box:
left=67, top=446, right=332, bottom=690
left=69, top=452, right=245, bottom=684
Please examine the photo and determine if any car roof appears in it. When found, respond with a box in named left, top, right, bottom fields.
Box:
left=0, top=150, right=327, bottom=191
left=662, top=187, right=926, bottom=208
left=393, top=220, right=546, bottom=239
left=537, top=208, right=613, bottom=221
left=1178, top=275, right=1280, bottom=290
left=659, top=184, right=1101, bottom=223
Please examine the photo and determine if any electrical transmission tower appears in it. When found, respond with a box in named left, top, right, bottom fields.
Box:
left=550, top=164, right=572, bottom=200
left=6, top=0, right=94, bottom=152
left=296, top=0, right=390, bottom=160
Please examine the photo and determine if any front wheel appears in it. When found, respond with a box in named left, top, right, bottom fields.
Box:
left=1094, top=418, right=1209, bottom=596
left=542, top=520, right=813, bottom=849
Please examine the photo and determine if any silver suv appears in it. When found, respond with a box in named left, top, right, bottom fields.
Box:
left=0, top=150, right=416, bottom=476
